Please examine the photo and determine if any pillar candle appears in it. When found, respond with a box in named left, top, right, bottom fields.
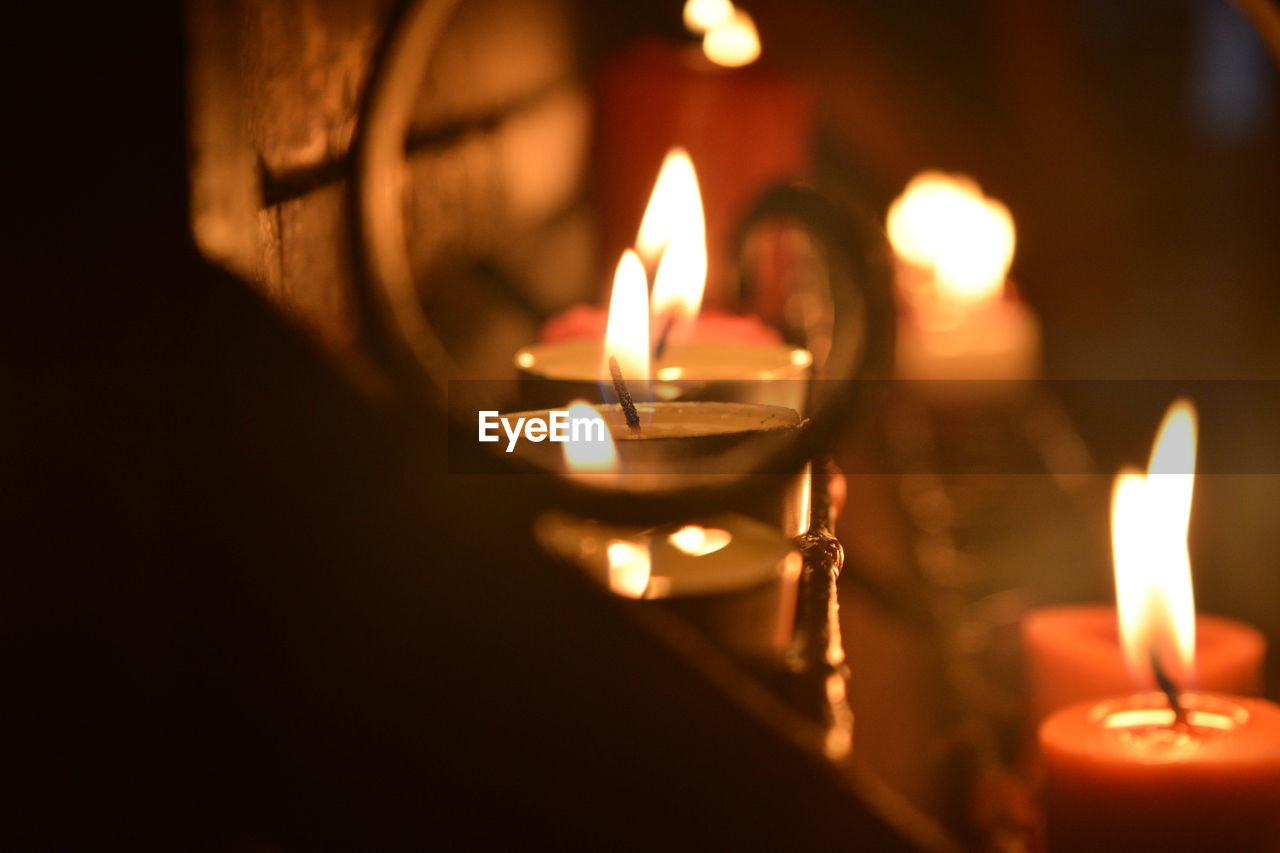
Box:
left=1023, top=604, right=1265, bottom=723
left=1041, top=691, right=1280, bottom=851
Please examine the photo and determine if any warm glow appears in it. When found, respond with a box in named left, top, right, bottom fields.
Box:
left=560, top=400, right=618, bottom=474
left=703, top=8, right=761, bottom=67
left=603, top=250, right=650, bottom=383
left=606, top=540, right=651, bottom=598
left=635, top=148, right=705, bottom=269
left=886, top=171, right=1015, bottom=306
left=667, top=525, right=732, bottom=556
left=650, top=229, right=709, bottom=325
left=683, top=0, right=734, bottom=33
left=1111, top=399, right=1199, bottom=687
left=637, top=148, right=708, bottom=328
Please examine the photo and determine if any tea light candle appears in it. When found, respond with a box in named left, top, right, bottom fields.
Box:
left=886, top=172, right=1040, bottom=393
left=534, top=510, right=804, bottom=661
left=515, top=339, right=812, bottom=411
left=1040, top=692, right=1280, bottom=851
left=522, top=158, right=812, bottom=411
left=504, top=400, right=812, bottom=537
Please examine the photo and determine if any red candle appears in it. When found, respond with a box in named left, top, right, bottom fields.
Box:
left=1041, top=692, right=1280, bottom=851
left=593, top=39, right=813, bottom=308
left=1034, top=399, right=1279, bottom=849
left=1023, top=605, right=1264, bottom=724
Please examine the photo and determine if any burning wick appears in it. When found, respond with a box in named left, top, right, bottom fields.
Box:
left=653, top=314, right=678, bottom=362
left=608, top=356, right=642, bottom=434
left=1150, top=649, right=1188, bottom=726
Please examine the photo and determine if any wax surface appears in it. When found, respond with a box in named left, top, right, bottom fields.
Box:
left=1041, top=692, right=1280, bottom=852
left=1023, top=604, right=1266, bottom=722
left=895, top=297, right=1040, bottom=387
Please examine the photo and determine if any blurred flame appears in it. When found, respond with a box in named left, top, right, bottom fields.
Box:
left=560, top=400, right=618, bottom=474
left=651, top=229, right=709, bottom=325
left=606, top=540, right=651, bottom=598
left=636, top=148, right=708, bottom=329
left=683, top=0, right=734, bottom=33
left=603, top=250, right=650, bottom=383
left=667, top=525, right=732, bottom=556
left=886, top=171, right=1015, bottom=307
left=635, top=148, right=705, bottom=268
left=703, top=9, right=760, bottom=67
left=1112, top=399, right=1199, bottom=687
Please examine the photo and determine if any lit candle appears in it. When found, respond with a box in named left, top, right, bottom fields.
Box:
left=593, top=2, right=814, bottom=306
left=1023, top=400, right=1266, bottom=723
left=503, top=398, right=811, bottom=538
left=1039, top=399, right=1280, bottom=849
left=887, top=172, right=1040, bottom=392
left=519, top=150, right=812, bottom=412
left=1040, top=692, right=1280, bottom=851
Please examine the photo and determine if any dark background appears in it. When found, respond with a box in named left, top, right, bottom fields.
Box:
left=5, top=1, right=1279, bottom=848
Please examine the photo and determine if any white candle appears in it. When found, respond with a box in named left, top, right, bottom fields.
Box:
left=887, top=171, right=1040, bottom=394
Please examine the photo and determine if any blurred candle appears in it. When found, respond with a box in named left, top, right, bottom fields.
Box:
left=887, top=171, right=1040, bottom=391
left=593, top=3, right=814, bottom=307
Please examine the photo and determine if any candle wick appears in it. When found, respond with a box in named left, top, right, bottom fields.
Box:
left=1150, top=649, right=1187, bottom=727
left=608, top=356, right=642, bottom=434
left=653, top=314, right=678, bottom=362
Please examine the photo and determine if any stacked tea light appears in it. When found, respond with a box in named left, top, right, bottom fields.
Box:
left=516, top=149, right=813, bottom=413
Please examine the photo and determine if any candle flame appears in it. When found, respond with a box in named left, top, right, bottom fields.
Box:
left=635, top=148, right=705, bottom=268
left=603, top=250, right=650, bottom=385
left=667, top=525, right=732, bottom=556
left=1112, top=399, right=1198, bottom=689
left=606, top=539, right=651, bottom=598
left=636, top=148, right=708, bottom=329
left=560, top=400, right=618, bottom=474
left=683, top=0, right=734, bottom=33
left=886, top=171, right=1015, bottom=308
left=702, top=9, right=760, bottom=67
left=651, top=228, right=709, bottom=326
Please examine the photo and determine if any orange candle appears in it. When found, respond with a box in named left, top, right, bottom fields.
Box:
left=1023, top=399, right=1264, bottom=724
left=1023, top=605, right=1264, bottom=724
left=1037, top=399, right=1280, bottom=850
left=1041, top=692, right=1280, bottom=851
